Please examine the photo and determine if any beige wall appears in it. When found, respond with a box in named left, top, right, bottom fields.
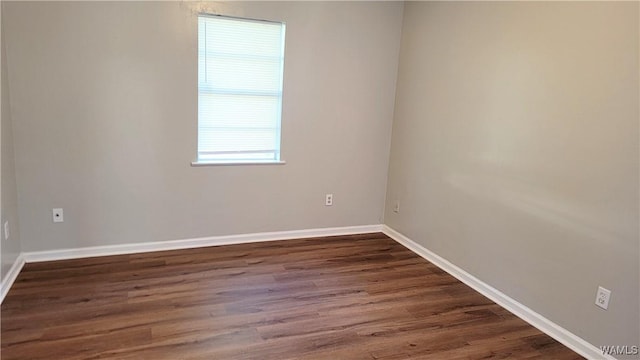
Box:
left=1, top=14, right=22, bottom=280
left=3, top=0, right=638, bottom=353
left=2, top=1, right=403, bottom=252
left=385, top=1, right=639, bottom=350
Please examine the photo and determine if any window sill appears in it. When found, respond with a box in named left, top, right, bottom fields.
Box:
left=191, top=160, right=287, bottom=167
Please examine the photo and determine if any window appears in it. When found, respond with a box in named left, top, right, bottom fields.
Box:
left=196, top=15, right=286, bottom=164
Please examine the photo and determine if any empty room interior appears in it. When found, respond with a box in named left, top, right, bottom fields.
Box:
left=1, top=1, right=638, bottom=359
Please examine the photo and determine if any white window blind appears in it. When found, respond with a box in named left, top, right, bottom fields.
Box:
left=197, top=15, right=286, bottom=163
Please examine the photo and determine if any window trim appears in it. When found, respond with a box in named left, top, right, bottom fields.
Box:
left=193, top=13, right=286, bottom=166
left=191, top=160, right=287, bottom=167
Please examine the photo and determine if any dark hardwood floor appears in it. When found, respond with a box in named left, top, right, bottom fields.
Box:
left=1, top=233, right=582, bottom=359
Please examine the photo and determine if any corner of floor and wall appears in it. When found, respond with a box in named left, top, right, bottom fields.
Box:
left=1, top=2, right=638, bottom=360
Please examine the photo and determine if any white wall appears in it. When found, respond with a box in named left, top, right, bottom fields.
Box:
left=385, top=1, right=639, bottom=351
left=1, top=12, right=22, bottom=279
left=2, top=1, right=403, bottom=252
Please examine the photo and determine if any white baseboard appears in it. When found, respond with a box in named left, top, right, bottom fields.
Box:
left=1, top=254, right=25, bottom=303
left=382, top=225, right=612, bottom=360
left=22, top=224, right=384, bottom=263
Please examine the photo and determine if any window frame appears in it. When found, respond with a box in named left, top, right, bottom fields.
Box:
left=192, top=14, right=287, bottom=167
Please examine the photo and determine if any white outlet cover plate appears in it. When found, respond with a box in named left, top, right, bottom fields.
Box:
left=595, top=286, right=611, bottom=310
left=3, top=221, right=8, bottom=240
left=325, top=194, right=333, bottom=206
left=53, top=208, right=64, bottom=223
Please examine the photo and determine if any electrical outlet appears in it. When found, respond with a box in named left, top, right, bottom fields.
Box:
left=52, top=208, right=64, bottom=223
left=3, top=221, right=9, bottom=240
left=325, top=194, right=333, bottom=206
left=393, top=201, right=400, bottom=213
left=595, top=286, right=611, bottom=310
